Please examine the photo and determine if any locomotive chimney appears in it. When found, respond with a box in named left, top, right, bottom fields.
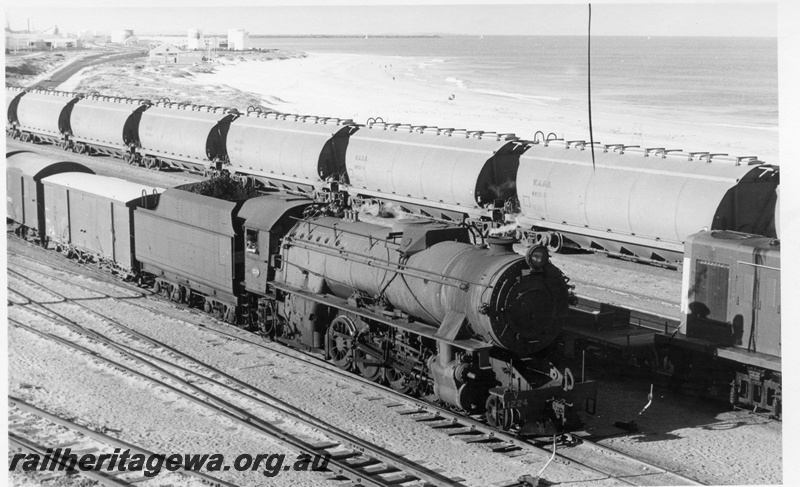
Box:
left=486, top=236, right=515, bottom=255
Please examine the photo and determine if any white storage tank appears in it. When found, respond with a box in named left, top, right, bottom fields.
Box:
left=187, top=28, right=202, bottom=50
left=227, top=28, right=248, bottom=51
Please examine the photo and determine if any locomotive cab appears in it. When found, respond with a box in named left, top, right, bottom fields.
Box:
left=238, top=194, right=312, bottom=296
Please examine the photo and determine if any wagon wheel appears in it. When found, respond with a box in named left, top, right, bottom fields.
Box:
left=203, top=300, right=212, bottom=314
left=213, top=306, right=224, bottom=321
left=385, top=367, right=412, bottom=394
left=326, top=316, right=358, bottom=370
left=547, top=232, right=564, bottom=253
left=223, top=305, right=235, bottom=324
left=486, top=395, right=516, bottom=431
left=171, top=285, right=183, bottom=303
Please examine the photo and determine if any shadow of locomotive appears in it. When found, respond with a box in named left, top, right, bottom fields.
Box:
left=577, top=371, right=772, bottom=443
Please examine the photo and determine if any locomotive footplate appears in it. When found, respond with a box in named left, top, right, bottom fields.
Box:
left=487, top=380, right=598, bottom=437
left=271, top=281, right=493, bottom=352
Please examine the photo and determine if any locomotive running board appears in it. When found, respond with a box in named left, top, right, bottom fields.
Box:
left=272, top=282, right=493, bottom=352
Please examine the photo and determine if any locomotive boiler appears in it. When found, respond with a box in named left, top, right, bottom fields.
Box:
left=271, top=215, right=596, bottom=434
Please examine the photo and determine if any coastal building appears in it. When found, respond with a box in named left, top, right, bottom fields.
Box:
left=227, top=28, right=248, bottom=50
left=5, top=34, right=79, bottom=51
left=148, top=43, right=204, bottom=65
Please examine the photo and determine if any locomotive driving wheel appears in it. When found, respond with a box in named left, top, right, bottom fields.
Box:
left=486, top=395, right=516, bottom=431
left=356, top=342, right=383, bottom=382
left=385, top=368, right=412, bottom=394
left=327, top=316, right=358, bottom=370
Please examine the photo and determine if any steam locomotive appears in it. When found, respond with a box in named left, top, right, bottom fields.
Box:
left=6, top=149, right=598, bottom=436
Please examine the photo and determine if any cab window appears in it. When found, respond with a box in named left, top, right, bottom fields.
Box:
left=246, top=229, right=258, bottom=253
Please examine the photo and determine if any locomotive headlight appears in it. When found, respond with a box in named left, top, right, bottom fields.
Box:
left=525, top=245, right=549, bottom=270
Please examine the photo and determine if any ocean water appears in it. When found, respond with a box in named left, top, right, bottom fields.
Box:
left=249, top=36, right=777, bottom=130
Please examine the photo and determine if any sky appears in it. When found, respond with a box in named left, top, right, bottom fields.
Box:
left=4, top=1, right=778, bottom=37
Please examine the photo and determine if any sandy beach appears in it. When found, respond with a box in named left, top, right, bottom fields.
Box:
left=194, top=52, right=779, bottom=163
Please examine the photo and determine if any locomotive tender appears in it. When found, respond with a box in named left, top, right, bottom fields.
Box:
left=6, top=150, right=597, bottom=435
left=5, top=87, right=780, bottom=265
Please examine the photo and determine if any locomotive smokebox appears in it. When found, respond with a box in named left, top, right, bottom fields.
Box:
left=384, top=238, right=568, bottom=355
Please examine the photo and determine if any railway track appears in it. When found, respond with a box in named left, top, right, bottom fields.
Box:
left=7, top=243, right=703, bottom=486
left=9, top=397, right=235, bottom=487
left=8, top=275, right=478, bottom=487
